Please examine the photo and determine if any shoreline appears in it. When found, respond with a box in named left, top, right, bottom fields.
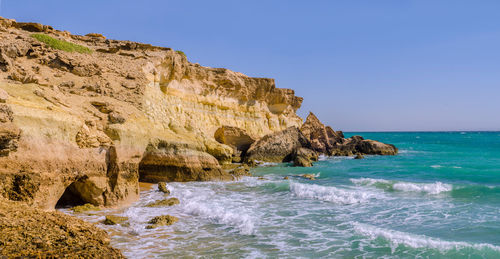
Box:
left=0, top=16, right=397, bottom=257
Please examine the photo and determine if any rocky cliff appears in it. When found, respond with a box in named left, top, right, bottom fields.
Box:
left=0, top=17, right=303, bottom=210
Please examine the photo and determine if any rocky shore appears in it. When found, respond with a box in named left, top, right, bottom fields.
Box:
left=0, top=16, right=397, bottom=257
left=0, top=198, right=124, bottom=257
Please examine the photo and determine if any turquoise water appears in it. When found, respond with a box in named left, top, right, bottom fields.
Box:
left=64, top=132, right=500, bottom=258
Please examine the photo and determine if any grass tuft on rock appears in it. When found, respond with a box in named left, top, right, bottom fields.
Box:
left=31, top=33, right=92, bottom=54
left=175, top=50, right=186, bottom=57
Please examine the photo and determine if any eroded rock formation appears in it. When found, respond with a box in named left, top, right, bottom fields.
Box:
left=0, top=16, right=303, bottom=210
left=242, top=112, right=397, bottom=165
left=214, top=125, right=255, bottom=162
left=245, top=126, right=310, bottom=163
left=139, top=140, right=231, bottom=182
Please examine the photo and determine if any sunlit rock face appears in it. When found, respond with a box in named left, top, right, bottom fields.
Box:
left=0, top=16, right=304, bottom=209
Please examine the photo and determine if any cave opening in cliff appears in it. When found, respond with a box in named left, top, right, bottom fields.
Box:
left=55, top=182, right=87, bottom=208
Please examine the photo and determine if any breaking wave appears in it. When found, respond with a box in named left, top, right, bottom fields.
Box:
left=351, top=178, right=452, bottom=194
left=181, top=200, right=255, bottom=235
left=352, top=222, right=500, bottom=253
left=289, top=182, right=384, bottom=204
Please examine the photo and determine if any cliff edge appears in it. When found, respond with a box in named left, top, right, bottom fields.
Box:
left=0, top=17, right=304, bottom=210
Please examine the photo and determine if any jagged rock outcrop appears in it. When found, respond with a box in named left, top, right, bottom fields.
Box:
left=300, top=112, right=343, bottom=153
left=0, top=16, right=304, bottom=209
left=300, top=113, right=397, bottom=157
left=146, top=215, right=178, bottom=229
left=0, top=103, right=21, bottom=156
left=245, top=126, right=310, bottom=163
left=244, top=112, right=397, bottom=167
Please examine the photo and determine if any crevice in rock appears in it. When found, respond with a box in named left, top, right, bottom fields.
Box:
left=55, top=182, right=86, bottom=209
left=106, top=145, right=119, bottom=191
left=138, top=145, right=156, bottom=182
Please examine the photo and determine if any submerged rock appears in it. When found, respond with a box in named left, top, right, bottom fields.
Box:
left=229, top=164, right=251, bottom=178
left=354, top=153, right=364, bottom=159
left=103, top=215, right=128, bottom=225
left=158, top=182, right=170, bottom=194
left=71, top=203, right=100, bottom=213
left=145, top=197, right=180, bottom=207
left=146, top=215, right=179, bottom=229
left=301, top=174, right=317, bottom=180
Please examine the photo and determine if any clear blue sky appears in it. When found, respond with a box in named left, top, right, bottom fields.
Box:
left=2, top=0, right=500, bottom=131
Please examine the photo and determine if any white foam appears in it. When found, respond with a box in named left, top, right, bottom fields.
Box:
left=289, top=182, right=383, bottom=204
left=257, top=161, right=280, bottom=167
left=430, top=165, right=442, bottom=168
left=350, top=178, right=453, bottom=195
left=350, top=177, right=391, bottom=185
left=352, top=222, right=500, bottom=253
left=398, top=150, right=425, bottom=154
left=392, top=182, right=452, bottom=194
left=318, top=155, right=329, bottom=161
left=181, top=200, right=255, bottom=235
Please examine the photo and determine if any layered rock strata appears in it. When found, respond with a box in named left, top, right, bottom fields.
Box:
left=0, top=16, right=304, bottom=210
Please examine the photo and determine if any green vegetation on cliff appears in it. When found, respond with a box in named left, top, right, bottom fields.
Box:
left=176, top=50, right=186, bottom=57
left=31, top=33, right=92, bottom=54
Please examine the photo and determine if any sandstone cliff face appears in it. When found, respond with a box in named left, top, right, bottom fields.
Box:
left=0, top=17, right=304, bottom=209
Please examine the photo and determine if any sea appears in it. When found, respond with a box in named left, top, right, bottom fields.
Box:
left=61, top=132, right=500, bottom=258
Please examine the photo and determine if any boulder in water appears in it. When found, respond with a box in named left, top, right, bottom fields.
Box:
left=103, top=215, right=128, bottom=225
left=157, top=182, right=170, bottom=194
left=292, top=147, right=318, bottom=167
left=145, top=198, right=180, bottom=207
left=146, top=215, right=179, bottom=229
left=71, top=203, right=100, bottom=213
left=301, top=174, right=316, bottom=180
left=354, top=153, right=364, bottom=159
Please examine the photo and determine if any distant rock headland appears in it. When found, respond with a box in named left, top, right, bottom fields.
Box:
left=0, top=16, right=396, bottom=256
